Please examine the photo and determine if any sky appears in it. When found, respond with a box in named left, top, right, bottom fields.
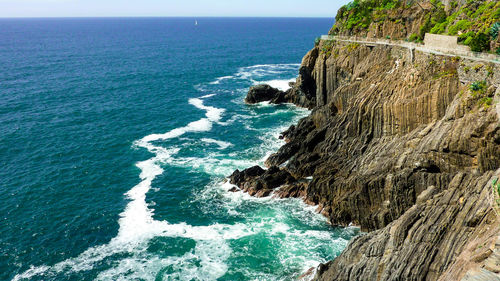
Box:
left=0, top=0, right=351, bottom=18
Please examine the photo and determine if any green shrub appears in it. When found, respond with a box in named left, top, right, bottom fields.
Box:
left=473, top=64, right=483, bottom=72
left=418, top=1, right=447, bottom=37
left=321, top=40, right=335, bottom=56
left=494, top=178, right=500, bottom=199
left=469, top=33, right=491, bottom=52
left=470, top=81, right=487, bottom=92
left=486, top=65, right=494, bottom=77
left=420, top=15, right=432, bottom=40
left=495, top=8, right=500, bottom=19
left=431, top=3, right=447, bottom=25
left=448, top=20, right=472, bottom=36
left=336, top=0, right=379, bottom=32
left=430, top=22, right=447, bottom=34
left=345, top=1, right=359, bottom=11
left=463, top=36, right=473, bottom=45
left=497, top=47, right=500, bottom=55
left=480, top=97, right=493, bottom=107
left=490, top=22, right=500, bottom=40
left=408, top=33, right=419, bottom=42
left=459, top=31, right=474, bottom=42
left=315, top=37, right=321, bottom=46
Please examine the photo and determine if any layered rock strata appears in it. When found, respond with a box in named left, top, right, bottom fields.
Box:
left=233, top=36, right=500, bottom=280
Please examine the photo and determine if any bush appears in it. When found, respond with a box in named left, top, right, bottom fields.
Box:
left=408, top=33, right=419, bottom=42
left=464, top=36, right=473, bottom=45
left=497, top=47, right=500, bottom=55
left=480, top=97, right=493, bottom=107
left=490, top=22, right=500, bottom=40
left=469, top=33, right=491, bottom=52
left=430, top=22, right=447, bottom=34
left=458, top=31, right=474, bottom=45
left=337, top=0, right=376, bottom=31
left=494, top=178, right=500, bottom=198
left=495, top=7, right=500, bottom=19
left=470, top=81, right=487, bottom=92
left=315, top=37, right=321, bottom=46
left=381, top=0, right=399, bottom=10
left=420, top=15, right=432, bottom=40
left=448, top=20, right=472, bottom=36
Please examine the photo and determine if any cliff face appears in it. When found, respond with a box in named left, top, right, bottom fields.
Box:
left=231, top=2, right=500, bottom=280
left=269, top=41, right=500, bottom=231
left=232, top=23, right=500, bottom=281
left=296, top=42, right=500, bottom=280
left=286, top=41, right=500, bottom=280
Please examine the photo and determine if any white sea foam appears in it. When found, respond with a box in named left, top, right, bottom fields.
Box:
left=13, top=63, right=345, bottom=281
left=258, top=78, right=296, bottom=91
left=168, top=155, right=256, bottom=177
left=228, top=63, right=302, bottom=84
left=201, top=138, right=233, bottom=150
left=209, top=75, right=233, bottom=85
left=13, top=94, right=237, bottom=281
left=200, top=93, right=216, bottom=99
left=189, top=98, right=225, bottom=123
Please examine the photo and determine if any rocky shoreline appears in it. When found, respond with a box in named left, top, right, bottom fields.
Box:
left=227, top=10, right=500, bottom=280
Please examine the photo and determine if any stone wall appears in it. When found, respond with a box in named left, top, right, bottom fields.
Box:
left=424, top=33, right=471, bottom=52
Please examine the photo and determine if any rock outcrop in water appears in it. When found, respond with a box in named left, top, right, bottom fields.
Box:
left=236, top=1, right=500, bottom=280
left=245, top=83, right=316, bottom=109
left=244, top=84, right=285, bottom=104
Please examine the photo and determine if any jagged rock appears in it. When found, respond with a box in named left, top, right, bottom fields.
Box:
left=293, top=40, right=500, bottom=281
left=244, top=83, right=316, bottom=108
left=244, top=84, right=285, bottom=104
left=229, top=3, right=500, bottom=280
left=273, top=181, right=308, bottom=199
left=267, top=41, right=500, bottom=232
left=229, top=166, right=296, bottom=197
left=313, top=172, right=499, bottom=281
left=229, top=166, right=265, bottom=185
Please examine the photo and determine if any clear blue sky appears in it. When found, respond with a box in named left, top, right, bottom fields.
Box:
left=0, top=0, right=351, bottom=18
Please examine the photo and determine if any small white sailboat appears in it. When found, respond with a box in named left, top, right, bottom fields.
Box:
left=195, top=20, right=198, bottom=26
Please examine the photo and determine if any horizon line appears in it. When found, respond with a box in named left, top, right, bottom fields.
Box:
left=0, top=15, right=334, bottom=19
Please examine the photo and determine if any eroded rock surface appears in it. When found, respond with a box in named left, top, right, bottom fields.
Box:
left=231, top=9, right=500, bottom=281
left=244, top=82, right=316, bottom=109
left=244, top=84, right=285, bottom=104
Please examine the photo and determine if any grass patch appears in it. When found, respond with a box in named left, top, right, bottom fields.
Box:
left=493, top=178, right=500, bottom=209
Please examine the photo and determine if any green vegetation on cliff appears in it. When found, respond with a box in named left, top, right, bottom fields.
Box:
left=332, top=0, right=500, bottom=53
left=334, top=0, right=401, bottom=31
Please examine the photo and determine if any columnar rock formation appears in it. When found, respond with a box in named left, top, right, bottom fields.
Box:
left=233, top=27, right=500, bottom=281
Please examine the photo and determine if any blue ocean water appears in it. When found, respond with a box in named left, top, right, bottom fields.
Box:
left=0, top=18, right=358, bottom=280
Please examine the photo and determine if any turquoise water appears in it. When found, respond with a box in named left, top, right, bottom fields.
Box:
left=0, top=18, right=358, bottom=280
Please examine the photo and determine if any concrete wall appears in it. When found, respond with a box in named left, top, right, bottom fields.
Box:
left=424, top=33, right=470, bottom=52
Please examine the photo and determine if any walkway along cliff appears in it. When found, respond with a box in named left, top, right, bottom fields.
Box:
left=229, top=1, right=500, bottom=280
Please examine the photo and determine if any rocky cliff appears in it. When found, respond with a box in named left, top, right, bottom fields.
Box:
left=230, top=1, right=500, bottom=280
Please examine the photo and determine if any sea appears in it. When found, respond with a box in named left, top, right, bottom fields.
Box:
left=0, top=17, right=358, bottom=281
